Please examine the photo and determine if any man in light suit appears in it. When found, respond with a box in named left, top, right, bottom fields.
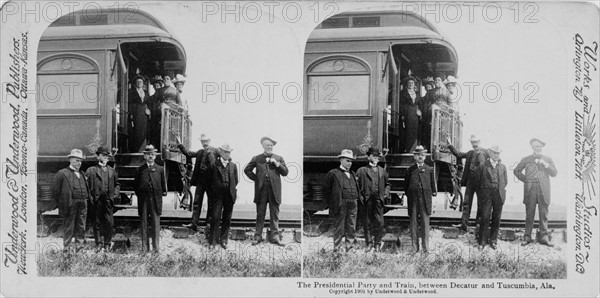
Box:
left=134, top=145, right=167, bottom=252
left=323, top=149, right=362, bottom=253
left=472, top=145, right=507, bottom=250
left=356, top=147, right=390, bottom=251
left=244, top=137, right=289, bottom=246
left=514, top=138, right=557, bottom=247
left=404, top=145, right=437, bottom=253
left=209, top=144, right=238, bottom=249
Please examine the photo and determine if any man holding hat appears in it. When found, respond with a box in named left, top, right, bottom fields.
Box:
left=85, top=146, right=120, bottom=251
left=209, top=144, right=238, bottom=249
left=514, top=138, right=557, bottom=247
left=244, top=136, right=289, bottom=246
left=134, top=145, right=166, bottom=252
left=471, top=145, right=507, bottom=250
left=178, top=133, right=217, bottom=234
left=447, top=134, right=487, bottom=232
left=323, top=149, right=361, bottom=252
left=356, top=147, right=390, bottom=251
left=52, top=148, right=91, bottom=251
left=404, top=145, right=437, bottom=253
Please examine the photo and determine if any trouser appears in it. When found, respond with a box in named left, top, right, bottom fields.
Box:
left=255, top=182, right=280, bottom=240
left=367, top=195, right=385, bottom=246
left=140, top=196, right=160, bottom=252
left=90, top=195, right=115, bottom=246
left=460, top=184, right=478, bottom=229
left=356, top=199, right=370, bottom=244
left=524, top=183, right=549, bottom=240
left=63, top=199, right=87, bottom=248
left=409, top=191, right=430, bottom=252
left=332, top=199, right=357, bottom=250
left=191, top=182, right=210, bottom=229
left=478, top=189, right=504, bottom=245
left=209, top=190, right=234, bottom=245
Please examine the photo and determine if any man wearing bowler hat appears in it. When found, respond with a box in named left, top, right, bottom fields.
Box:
left=244, top=136, right=289, bottom=246
left=85, top=146, right=120, bottom=251
left=447, top=134, right=487, bottom=232
left=52, top=148, right=91, bottom=252
left=514, top=138, right=557, bottom=247
left=472, top=145, right=507, bottom=250
left=405, top=145, right=437, bottom=253
left=177, top=133, right=217, bottom=235
left=134, top=145, right=166, bottom=252
left=324, top=149, right=362, bottom=253
left=356, top=147, right=390, bottom=252
left=209, top=144, right=238, bottom=249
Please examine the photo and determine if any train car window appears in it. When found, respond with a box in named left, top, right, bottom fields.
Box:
left=306, top=57, right=370, bottom=115
left=353, top=16, right=380, bottom=27
left=321, top=17, right=350, bottom=28
left=37, top=55, right=100, bottom=115
left=49, top=9, right=163, bottom=29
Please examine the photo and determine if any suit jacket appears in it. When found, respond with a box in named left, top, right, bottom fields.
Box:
left=404, top=163, right=437, bottom=215
left=513, top=154, right=557, bottom=204
left=134, top=163, right=167, bottom=216
left=52, top=167, right=92, bottom=217
left=85, top=164, right=120, bottom=203
left=244, top=153, right=288, bottom=204
left=356, top=165, right=390, bottom=202
left=178, top=144, right=217, bottom=186
left=212, top=158, right=238, bottom=203
left=449, top=145, right=487, bottom=187
left=323, top=167, right=362, bottom=214
left=472, top=159, right=507, bottom=203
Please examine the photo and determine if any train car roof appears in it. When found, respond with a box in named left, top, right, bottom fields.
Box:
left=41, top=24, right=175, bottom=40
left=308, top=26, right=444, bottom=42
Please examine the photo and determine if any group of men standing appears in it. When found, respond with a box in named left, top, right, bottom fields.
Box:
left=324, top=136, right=557, bottom=254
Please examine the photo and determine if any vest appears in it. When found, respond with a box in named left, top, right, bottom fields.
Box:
left=341, top=174, right=359, bottom=200
left=71, top=171, right=88, bottom=200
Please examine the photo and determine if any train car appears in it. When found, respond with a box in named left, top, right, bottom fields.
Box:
left=303, top=10, right=463, bottom=214
left=36, top=8, right=192, bottom=213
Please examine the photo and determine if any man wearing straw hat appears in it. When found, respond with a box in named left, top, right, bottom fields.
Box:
left=356, top=147, right=390, bottom=252
left=52, top=148, right=91, bottom=252
left=471, top=145, right=507, bottom=250
left=404, top=145, right=437, bottom=253
left=209, top=144, right=238, bottom=249
left=244, top=136, right=289, bottom=246
left=85, top=146, right=120, bottom=251
left=323, top=149, right=361, bottom=253
left=514, top=138, right=557, bottom=247
left=134, top=145, right=166, bottom=252
left=178, top=133, right=217, bottom=234
left=447, top=134, right=487, bottom=232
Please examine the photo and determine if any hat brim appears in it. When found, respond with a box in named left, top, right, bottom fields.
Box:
left=337, top=155, right=355, bottom=160
left=67, top=155, right=84, bottom=159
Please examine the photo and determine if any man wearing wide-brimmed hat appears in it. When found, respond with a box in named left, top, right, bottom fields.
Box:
left=514, top=138, right=557, bottom=247
left=134, top=145, right=166, bottom=252
left=52, top=148, right=91, bottom=252
left=356, top=147, right=390, bottom=252
left=471, top=145, right=507, bottom=250
left=244, top=136, right=289, bottom=246
left=404, top=145, right=437, bottom=253
left=447, top=134, right=488, bottom=232
left=323, top=149, right=361, bottom=253
left=208, top=143, right=238, bottom=249
left=177, top=133, right=217, bottom=235
left=85, top=146, right=120, bottom=251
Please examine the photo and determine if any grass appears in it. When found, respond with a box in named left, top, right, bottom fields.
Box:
left=303, top=249, right=566, bottom=279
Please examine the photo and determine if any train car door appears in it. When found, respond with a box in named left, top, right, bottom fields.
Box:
left=383, top=44, right=401, bottom=153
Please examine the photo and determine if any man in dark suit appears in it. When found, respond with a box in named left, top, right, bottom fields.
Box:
left=209, top=144, right=238, bottom=249
left=52, top=149, right=91, bottom=252
left=447, top=135, right=487, bottom=232
left=514, top=138, right=557, bottom=247
left=134, top=145, right=166, bottom=252
left=85, top=146, right=120, bottom=251
left=404, top=145, right=437, bottom=253
left=244, top=136, right=289, bottom=246
left=356, top=147, right=390, bottom=251
left=128, top=75, right=149, bottom=152
left=177, top=133, right=217, bottom=233
left=324, top=149, right=361, bottom=253
left=472, top=145, right=507, bottom=250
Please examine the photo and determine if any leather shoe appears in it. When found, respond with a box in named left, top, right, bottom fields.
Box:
left=489, top=243, right=497, bottom=250
left=252, top=235, right=263, bottom=245
left=220, top=242, right=228, bottom=250
left=271, top=239, right=285, bottom=247
left=477, top=245, right=484, bottom=251
left=539, top=238, right=554, bottom=247
left=521, top=236, right=533, bottom=246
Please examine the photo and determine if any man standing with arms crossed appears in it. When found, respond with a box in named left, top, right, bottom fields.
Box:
left=514, top=138, right=557, bottom=247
